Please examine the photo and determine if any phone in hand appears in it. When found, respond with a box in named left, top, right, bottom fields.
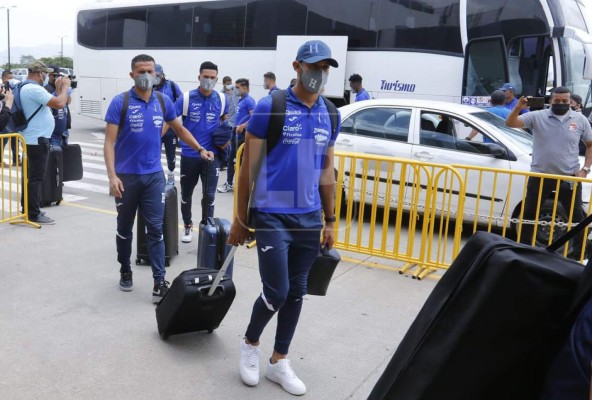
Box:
left=526, top=96, right=545, bottom=109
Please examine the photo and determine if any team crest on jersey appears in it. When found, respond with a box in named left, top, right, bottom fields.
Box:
left=569, top=123, right=578, bottom=132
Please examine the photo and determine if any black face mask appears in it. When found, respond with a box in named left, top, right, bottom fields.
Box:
left=551, top=103, right=570, bottom=116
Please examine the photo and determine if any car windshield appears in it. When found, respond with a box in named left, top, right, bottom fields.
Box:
left=471, top=111, right=533, bottom=153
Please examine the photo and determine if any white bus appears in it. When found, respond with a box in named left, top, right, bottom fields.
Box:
left=74, top=0, right=592, bottom=119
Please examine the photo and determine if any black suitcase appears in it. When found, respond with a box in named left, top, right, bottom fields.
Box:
left=156, top=246, right=237, bottom=339
left=136, top=184, right=179, bottom=267
left=41, top=145, right=63, bottom=206
left=307, top=247, right=341, bottom=296
left=62, top=144, right=83, bottom=182
left=197, top=160, right=234, bottom=276
left=368, top=230, right=589, bottom=400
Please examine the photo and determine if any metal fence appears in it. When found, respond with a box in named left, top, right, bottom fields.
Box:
left=0, top=133, right=39, bottom=228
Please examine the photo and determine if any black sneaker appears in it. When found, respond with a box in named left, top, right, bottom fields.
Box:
left=152, top=280, right=170, bottom=304
left=119, top=271, right=133, bottom=292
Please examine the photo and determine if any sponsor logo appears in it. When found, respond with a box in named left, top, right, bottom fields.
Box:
left=129, top=105, right=141, bottom=110
left=288, top=116, right=298, bottom=122
left=380, top=79, right=416, bottom=93
left=569, top=123, right=578, bottom=132
left=286, top=110, right=302, bottom=116
left=315, top=134, right=328, bottom=144
left=283, top=123, right=302, bottom=133
left=115, top=202, right=123, bottom=207
left=261, top=246, right=274, bottom=252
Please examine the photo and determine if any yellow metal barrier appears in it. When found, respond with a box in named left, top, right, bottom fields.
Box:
left=233, top=143, right=589, bottom=279
left=0, top=133, right=39, bottom=228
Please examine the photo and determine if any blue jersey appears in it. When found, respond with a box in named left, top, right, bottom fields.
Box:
left=175, top=89, right=229, bottom=157
left=355, top=89, right=371, bottom=102
left=247, top=87, right=341, bottom=214
left=236, top=94, right=256, bottom=127
left=155, top=80, right=181, bottom=136
left=105, top=88, right=176, bottom=175
left=505, top=97, right=529, bottom=114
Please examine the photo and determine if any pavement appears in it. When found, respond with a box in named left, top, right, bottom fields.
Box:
left=0, top=114, right=437, bottom=400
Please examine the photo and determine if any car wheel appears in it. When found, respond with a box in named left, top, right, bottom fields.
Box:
left=511, top=200, right=569, bottom=246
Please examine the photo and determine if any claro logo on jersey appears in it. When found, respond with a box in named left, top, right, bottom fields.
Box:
left=282, top=123, right=303, bottom=145
left=380, top=80, right=416, bottom=93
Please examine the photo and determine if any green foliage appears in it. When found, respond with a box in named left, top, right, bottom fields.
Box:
left=1, top=55, right=73, bottom=71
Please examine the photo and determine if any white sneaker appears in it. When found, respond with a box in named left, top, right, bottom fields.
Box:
left=239, top=339, right=260, bottom=386
left=167, top=171, right=175, bottom=185
left=217, top=182, right=233, bottom=193
left=181, top=224, right=192, bottom=243
left=265, top=358, right=306, bottom=396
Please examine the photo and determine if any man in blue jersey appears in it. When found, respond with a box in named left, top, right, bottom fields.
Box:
left=229, top=39, right=341, bottom=396
left=349, top=73, right=371, bottom=102
left=499, top=83, right=528, bottom=115
left=218, top=78, right=255, bottom=193
left=104, top=54, right=213, bottom=303
left=466, top=90, right=510, bottom=142
left=263, top=72, right=279, bottom=95
left=175, top=61, right=228, bottom=243
left=154, top=64, right=182, bottom=185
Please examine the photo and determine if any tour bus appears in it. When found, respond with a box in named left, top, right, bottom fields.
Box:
left=74, top=0, right=592, bottom=119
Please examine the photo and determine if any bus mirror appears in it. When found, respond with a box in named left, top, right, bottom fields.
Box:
left=584, top=44, right=592, bottom=80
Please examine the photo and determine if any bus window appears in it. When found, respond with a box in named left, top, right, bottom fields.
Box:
left=377, top=0, right=462, bottom=54
left=106, top=8, right=147, bottom=48
left=147, top=4, right=193, bottom=48
left=463, top=37, right=508, bottom=96
left=306, top=0, right=378, bottom=49
left=245, top=0, right=307, bottom=47
left=192, top=1, right=246, bottom=48
left=77, top=10, right=107, bottom=48
left=561, top=38, right=589, bottom=104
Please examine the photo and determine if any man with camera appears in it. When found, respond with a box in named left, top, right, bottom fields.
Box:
left=1, top=70, right=17, bottom=167
left=506, top=86, right=592, bottom=259
left=20, top=60, right=71, bottom=225
left=44, top=65, right=73, bottom=146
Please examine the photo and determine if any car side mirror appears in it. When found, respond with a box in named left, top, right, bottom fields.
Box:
left=489, top=143, right=512, bottom=159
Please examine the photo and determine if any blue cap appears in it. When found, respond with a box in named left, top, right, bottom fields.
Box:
left=498, top=83, right=515, bottom=92
left=296, top=40, right=338, bottom=68
left=155, top=64, right=163, bottom=74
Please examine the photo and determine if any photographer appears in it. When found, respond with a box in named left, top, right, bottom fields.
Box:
left=0, top=85, right=14, bottom=132
left=44, top=65, right=72, bottom=146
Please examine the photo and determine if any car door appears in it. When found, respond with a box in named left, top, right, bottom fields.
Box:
left=410, top=109, right=513, bottom=226
left=336, top=106, right=415, bottom=211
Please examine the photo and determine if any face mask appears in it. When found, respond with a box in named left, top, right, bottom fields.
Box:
left=154, top=75, right=163, bottom=88
left=200, top=78, right=216, bottom=92
left=233, top=87, right=241, bottom=96
left=225, top=84, right=233, bottom=90
left=299, top=63, right=328, bottom=94
left=134, top=73, right=155, bottom=91
left=42, top=73, right=49, bottom=86
left=551, top=103, right=570, bottom=116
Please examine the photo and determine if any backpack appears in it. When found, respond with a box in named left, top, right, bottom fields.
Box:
left=9, top=82, right=43, bottom=132
left=266, top=90, right=338, bottom=154
left=118, top=90, right=166, bottom=132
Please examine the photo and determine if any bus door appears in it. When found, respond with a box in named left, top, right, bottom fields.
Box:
left=506, top=35, right=554, bottom=97
left=462, top=36, right=509, bottom=98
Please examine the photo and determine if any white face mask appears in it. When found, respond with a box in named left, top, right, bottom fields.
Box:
left=225, top=84, right=233, bottom=90
left=42, top=73, right=49, bottom=86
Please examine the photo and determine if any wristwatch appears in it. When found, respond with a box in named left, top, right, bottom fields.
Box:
left=324, top=215, right=336, bottom=223
left=582, top=166, right=591, bottom=175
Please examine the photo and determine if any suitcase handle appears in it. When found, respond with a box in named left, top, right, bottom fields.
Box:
left=208, top=246, right=237, bottom=296
left=200, top=284, right=225, bottom=296
left=546, top=212, right=592, bottom=252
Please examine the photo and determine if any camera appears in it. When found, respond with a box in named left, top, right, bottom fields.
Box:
left=57, top=72, right=78, bottom=89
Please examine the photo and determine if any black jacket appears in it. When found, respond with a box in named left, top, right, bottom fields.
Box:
left=0, top=104, right=12, bottom=132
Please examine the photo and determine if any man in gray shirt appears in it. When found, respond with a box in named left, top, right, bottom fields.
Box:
left=507, top=86, right=592, bottom=259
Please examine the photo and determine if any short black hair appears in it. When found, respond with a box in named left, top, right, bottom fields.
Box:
left=264, top=72, right=276, bottom=81
left=1, top=70, right=12, bottom=79
left=289, top=78, right=297, bottom=87
left=200, top=61, right=218, bottom=73
left=222, top=76, right=232, bottom=84
left=572, top=94, right=583, bottom=105
left=236, top=78, right=249, bottom=89
left=551, top=86, right=571, bottom=98
left=131, top=54, right=155, bottom=71
left=349, top=73, right=362, bottom=83
left=490, top=90, right=506, bottom=106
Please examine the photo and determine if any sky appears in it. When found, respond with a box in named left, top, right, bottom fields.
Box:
left=0, top=0, right=144, bottom=63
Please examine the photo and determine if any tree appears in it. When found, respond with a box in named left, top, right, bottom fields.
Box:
left=39, top=57, right=73, bottom=69
left=19, top=55, right=36, bottom=66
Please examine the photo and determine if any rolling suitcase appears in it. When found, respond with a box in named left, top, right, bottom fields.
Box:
left=368, top=223, right=592, bottom=400
left=156, top=246, right=237, bottom=339
left=41, top=145, right=63, bottom=206
left=136, top=184, right=179, bottom=267
left=62, top=144, right=83, bottom=182
left=197, top=161, right=234, bottom=276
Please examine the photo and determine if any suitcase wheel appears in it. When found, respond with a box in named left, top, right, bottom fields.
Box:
left=135, top=258, right=142, bottom=266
